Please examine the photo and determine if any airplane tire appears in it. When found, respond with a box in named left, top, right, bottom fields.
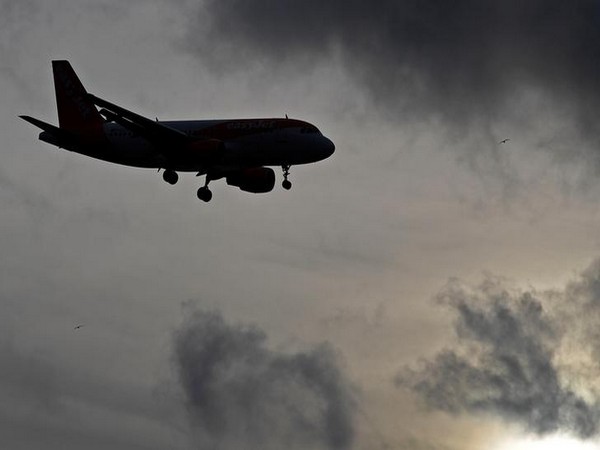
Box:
left=163, top=170, right=179, bottom=185
left=282, top=180, right=292, bottom=190
left=197, top=187, right=212, bottom=202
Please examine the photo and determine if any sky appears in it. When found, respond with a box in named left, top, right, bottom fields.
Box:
left=5, top=1, right=600, bottom=449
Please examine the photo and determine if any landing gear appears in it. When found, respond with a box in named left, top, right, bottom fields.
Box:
left=282, top=165, right=292, bottom=190
left=197, top=173, right=213, bottom=202
left=162, top=169, right=178, bottom=185
left=197, top=187, right=212, bottom=202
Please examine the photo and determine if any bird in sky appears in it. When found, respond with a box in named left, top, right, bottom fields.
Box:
left=74, top=325, right=84, bottom=330
left=499, top=138, right=510, bottom=144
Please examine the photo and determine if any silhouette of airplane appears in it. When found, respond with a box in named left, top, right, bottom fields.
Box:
left=20, top=61, right=335, bottom=202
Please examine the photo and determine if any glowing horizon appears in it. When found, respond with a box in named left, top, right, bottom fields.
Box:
left=494, top=434, right=600, bottom=450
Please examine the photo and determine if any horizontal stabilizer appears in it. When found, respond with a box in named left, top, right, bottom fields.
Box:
left=19, top=115, right=60, bottom=133
left=19, top=115, right=77, bottom=146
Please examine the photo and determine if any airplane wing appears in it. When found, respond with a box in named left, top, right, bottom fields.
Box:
left=86, top=93, right=190, bottom=144
left=88, top=94, right=226, bottom=166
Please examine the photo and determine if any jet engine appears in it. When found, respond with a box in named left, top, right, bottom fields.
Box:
left=226, top=167, right=276, bottom=193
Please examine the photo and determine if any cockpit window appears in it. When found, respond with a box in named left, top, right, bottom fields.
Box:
left=300, top=125, right=320, bottom=134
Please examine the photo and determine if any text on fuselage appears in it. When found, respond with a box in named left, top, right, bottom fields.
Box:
left=226, top=120, right=276, bottom=130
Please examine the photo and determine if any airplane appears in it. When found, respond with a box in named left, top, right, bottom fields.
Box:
left=20, top=61, right=335, bottom=202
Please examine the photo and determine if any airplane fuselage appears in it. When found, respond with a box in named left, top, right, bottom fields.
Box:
left=42, top=118, right=334, bottom=174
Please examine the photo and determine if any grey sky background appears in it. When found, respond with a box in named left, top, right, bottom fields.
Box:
left=4, top=1, right=600, bottom=449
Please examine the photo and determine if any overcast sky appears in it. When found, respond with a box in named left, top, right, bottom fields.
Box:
left=5, top=1, right=600, bottom=449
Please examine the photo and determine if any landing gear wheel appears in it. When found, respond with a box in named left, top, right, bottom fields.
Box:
left=163, top=170, right=179, bottom=185
left=282, top=165, right=292, bottom=190
left=197, top=186, right=213, bottom=202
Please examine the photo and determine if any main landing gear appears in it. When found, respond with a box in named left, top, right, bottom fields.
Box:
left=282, top=165, right=292, bottom=190
left=197, top=174, right=213, bottom=202
left=197, top=187, right=212, bottom=202
left=160, top=169, right=213, bottom=202
left=162, top=169, right=179, bottom=185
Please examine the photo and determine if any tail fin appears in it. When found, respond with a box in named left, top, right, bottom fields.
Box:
left=52, top=60, right=104, bottom=133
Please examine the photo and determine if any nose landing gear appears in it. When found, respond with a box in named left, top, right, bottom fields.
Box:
left=282, top=165, right=292, bottom=190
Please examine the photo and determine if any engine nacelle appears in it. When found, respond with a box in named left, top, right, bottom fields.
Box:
left=226, top=167, right=276, bottom=193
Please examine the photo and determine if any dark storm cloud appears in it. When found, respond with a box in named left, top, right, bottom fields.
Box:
left=183, top=0, right=600, bottom=182
left=173, top=308, right=357, bottom=450
left=398, top=267, right=600, bottom=439
left=188, top=1, right=600, bottom=123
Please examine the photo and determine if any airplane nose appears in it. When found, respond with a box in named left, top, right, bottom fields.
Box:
left=322, top=137, right=335, bottom=158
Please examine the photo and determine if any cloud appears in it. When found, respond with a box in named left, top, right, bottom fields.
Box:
left=397, top=265, right=600, bottom=439
left=172, top=308, right=357, bottom=450
left=187, top=1, right=600, bottom=122
left=0, top=331, right=175, bottom=450
left=0, top=0, right=37, bottom=91
left=181, top=0, right=600, bottom=186
left=0, top=340, right=61, bottom=412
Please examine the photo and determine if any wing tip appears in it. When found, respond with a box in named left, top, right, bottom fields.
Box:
left=19, top=115, right=35, bottom=124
